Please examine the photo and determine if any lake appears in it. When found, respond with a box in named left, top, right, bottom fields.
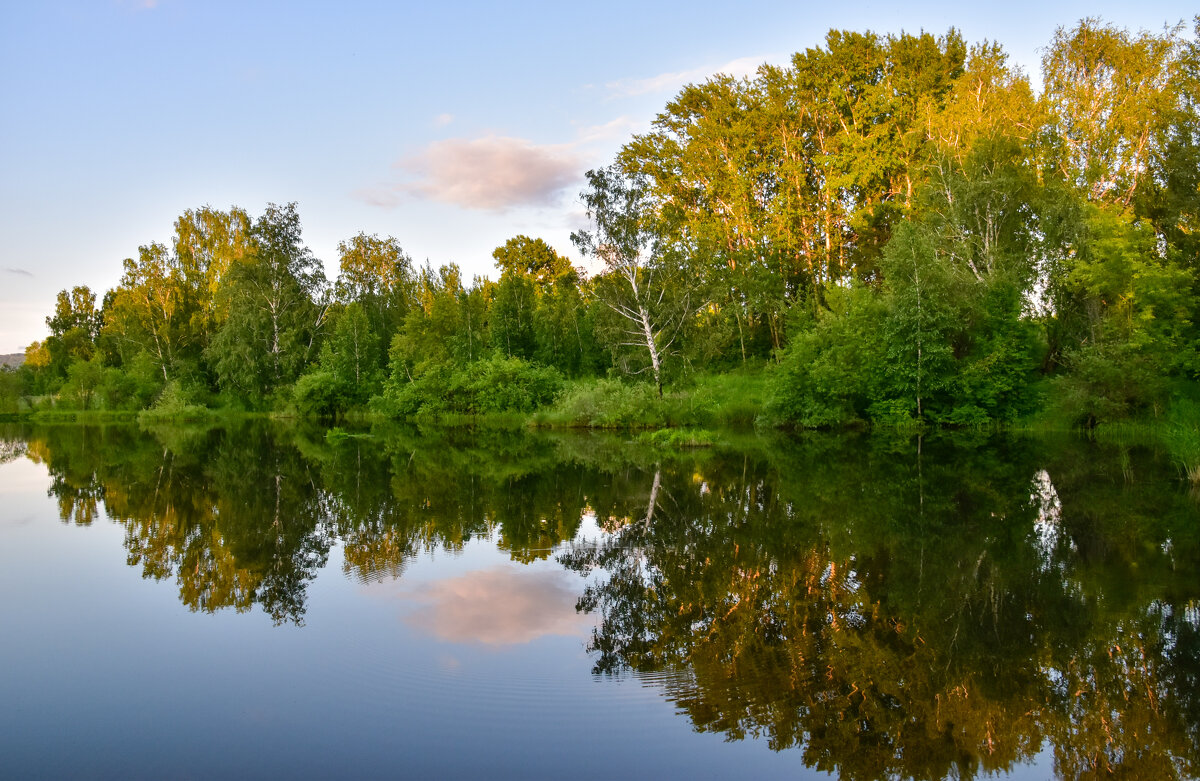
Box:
left=1, top=422, right=1197, bottom=779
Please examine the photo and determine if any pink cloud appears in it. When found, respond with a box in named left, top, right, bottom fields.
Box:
left=375, top=135, right=580, bottom=213
left=401, top=565, right=590, bottom=646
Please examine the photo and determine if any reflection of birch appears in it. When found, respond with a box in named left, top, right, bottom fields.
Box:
left=643, top=467, right=661, bottom=530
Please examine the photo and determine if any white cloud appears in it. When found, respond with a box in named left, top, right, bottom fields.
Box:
left=433, top=113, right=454, bottom=127
left=350, top=184, right=403, bottom=209
left=362, top=135, right=581, bottom=213
left=605, top=54, right=780, bottom=98
left=572, top=115, right=645, bottom=144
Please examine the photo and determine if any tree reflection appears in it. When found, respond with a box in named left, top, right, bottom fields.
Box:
left=14, top=422, right=1200, bottom=776
left=560, top=434, right=1200, bottom=779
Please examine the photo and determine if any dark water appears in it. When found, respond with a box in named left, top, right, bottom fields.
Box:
left=1, top=422, right=1197, bottom=780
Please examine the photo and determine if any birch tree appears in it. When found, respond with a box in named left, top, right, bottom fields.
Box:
left=572, top=164, right=688, bottom=397
left=207, top=203, right=328, bottom=400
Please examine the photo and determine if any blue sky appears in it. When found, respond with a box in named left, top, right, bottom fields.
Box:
left=0, top=0, right=1195, bottom=352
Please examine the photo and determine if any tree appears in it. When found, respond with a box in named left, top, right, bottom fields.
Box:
left=104, top=243, right=188, bottom=381
left=295, top=301, right=382, bottom=415
left=172, top=205, right=254, bottom=338
left=207, top=203, right=329, bottom=401
left=1043, top=18, right=1186, bottom=206
left=572, top=164, right=689, bottom=397
left=335, top=232, right=414, bottom=359
left=492, top=235, right=572, bottom=284
left=490, top=235, right=588, bottom=372
left=44, top=286, right=101, bottom=375
left=489, top=273, right=536, bottom=359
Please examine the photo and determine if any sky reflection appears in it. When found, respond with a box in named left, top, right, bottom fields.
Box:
left=394, top=563, right=591, bottom=647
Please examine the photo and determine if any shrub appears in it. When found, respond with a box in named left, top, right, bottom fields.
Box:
left=377, top=354, right=562, bottom=419
left=139, top=380, right=213, bottom=422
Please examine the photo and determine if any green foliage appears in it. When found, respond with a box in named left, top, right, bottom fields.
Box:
left=1048, top=341, right=1168, bottom=427
left=1162, top=399, right=1200, bottom=482
left=20, top=21, right=1200, bottom=432
left=769, top=285, right=885, bottom=427
left=636, top=428, right=716, bottom=448
left=139, top=379, right=214, bottom=422
left=492, top=235, right=572, bottom=283
left=292, top=370, right=345, bottom=419
left=489, top=273, right=536, bottom=359
left=378, top=354, right=562, bottom=419
left=538, top=378, right=669, bottom=428
left=0, top=369, right=21, bottom=415
left=96, top=351, right=165, bottom=410
left=535, top=371, right=768, bottom=429
left=58, top=357, right=105, bottom=410
left=206, top=203, right=328, bottom=402
left=44, top=286, right=101, bottom=377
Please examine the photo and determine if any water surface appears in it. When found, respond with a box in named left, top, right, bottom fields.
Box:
left=1, top=423, right=1197, bottom=779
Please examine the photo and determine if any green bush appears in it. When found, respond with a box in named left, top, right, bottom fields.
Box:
left=294, top=370, right=349, bottom=418
left=139, top=380, right=213, bottom=422
left=637, top=428, right=716, bottom=448
left=537, top=378, right=665, bottom=427
left=1047, top=341, right=1167, bottom=427
left=377, top=354, right=562, bottom=419
left=0, top=369, right=20, bottom=415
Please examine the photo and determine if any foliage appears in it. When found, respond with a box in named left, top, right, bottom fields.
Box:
left=378, top=353, right=562, bottom=419
left=206, top=203, right=329, bottom=402
left=138, top=380, right=214, bottom=422
left=636, top=427, right=716, bottom=448
left=17, top=20, right=1200, bottom=431
left=1161, top=399, right=1200, bottom=482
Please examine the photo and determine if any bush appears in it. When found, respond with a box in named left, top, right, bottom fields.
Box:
left=1047, top=341, right=1167, bottom=427
left=0, top=369, right=20, bottom=415
left=139, top=380, right=213, bottom=422
left=294, top=370, right=349, bottom=418
left=637, top=428, right=717, bottom=448
left=537, top=378, right=666, bottom=427
left=377, top=354, right=563, bottom=419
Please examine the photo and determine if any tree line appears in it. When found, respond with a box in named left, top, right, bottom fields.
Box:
left=4, top=17, right=1199, bottom=427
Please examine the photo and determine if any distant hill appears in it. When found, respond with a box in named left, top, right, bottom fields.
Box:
left=0, top=353, right=24, bottom=369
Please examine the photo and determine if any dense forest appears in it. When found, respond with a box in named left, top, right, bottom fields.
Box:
left=3, top=18, right=1199, bottom=429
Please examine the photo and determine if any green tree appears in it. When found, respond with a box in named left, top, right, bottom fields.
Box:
left=104, top=243, right=189, bottom=381
left=492, top=235, right=572, bottom=284
left=295, top=301, right=382, bottom=416
left=207, top=203, right=329, bottom=401
left=44, top=286, right=101, bottom=376
left=1043, top=18, right=1187, bottom=206
left=172, top=205, right=254, bottom=339
left=335, top=232, right=415, bottom=361
left=489, top=273, right=536, bottom=359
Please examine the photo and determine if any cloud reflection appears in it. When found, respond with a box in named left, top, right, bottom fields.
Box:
left=402, top=565, right=589, bottom=646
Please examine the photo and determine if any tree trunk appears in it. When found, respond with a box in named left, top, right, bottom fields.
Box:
left=639, top=304, right=663, bottom=398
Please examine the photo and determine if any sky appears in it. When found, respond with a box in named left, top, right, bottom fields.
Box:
left=1, top=0, right=1195, bottom=352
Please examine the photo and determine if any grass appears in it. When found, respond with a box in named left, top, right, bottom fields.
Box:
left=1161, top=401, right=1200, bottom=484
left=28, top=408, right=141, bottom=423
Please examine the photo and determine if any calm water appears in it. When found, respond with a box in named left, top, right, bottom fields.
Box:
left=1, top=422, right=1197, bottom=780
